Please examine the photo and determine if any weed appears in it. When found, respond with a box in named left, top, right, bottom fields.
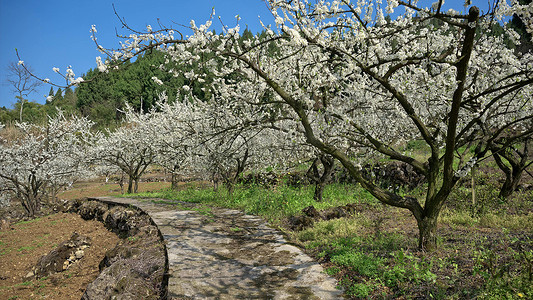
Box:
left=473, top=247, right=533, bottom=299
left=19, top=281, right=32, bottom=287
left=324, top=266, right=341, bottom=276
left=383, top=250, right=437, bottom=287
left=17, top=245, right=36, bottom=252
left=14, top=217, right=41, bottom=227
left=331, top=251, right=384, bottom=278
left=131, top=183, right=369, bottom=226
left=345, top=282, right=376, bottom=298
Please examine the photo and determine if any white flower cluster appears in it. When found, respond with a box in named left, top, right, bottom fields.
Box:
left=151, top=76, right=164, bottom=85
left=0, top=112, right=96, bottom=215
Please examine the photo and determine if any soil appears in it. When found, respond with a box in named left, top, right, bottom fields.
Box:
left=0, top=177, right=175, bottom=300
left=0, top=212, right=120, bottom=300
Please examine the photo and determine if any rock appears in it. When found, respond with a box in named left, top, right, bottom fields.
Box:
left=323, top=206, right=348, bottom=220
left=302, top=205, right=321, bottom=219
left=289, top=203, right=365, bottom=231
left=32, top=232, right=91, bottom=279
left=83, top=225, right=166, bottom=300
left=288, top=215, right=315, bottom=231
left=99, top=225, right=161, bottom=270
left=102, top=206, right=152, bottom=237
left=82, top=260, right=162, bottom=300
left=78, top=201, right=109, bottom=222
left=0, top=219, right=10, bottom=231
left=64, top=198, right=83, bottom=213
left=69, top=200, right=168, bottom=299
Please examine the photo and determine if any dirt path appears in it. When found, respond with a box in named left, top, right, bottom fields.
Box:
left=95, top=197, right=343, bottom=299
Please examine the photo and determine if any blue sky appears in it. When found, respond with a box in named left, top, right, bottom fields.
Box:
left=0, top=0, right=493, bottom=109
left=0, top=0, right=274, bottom=108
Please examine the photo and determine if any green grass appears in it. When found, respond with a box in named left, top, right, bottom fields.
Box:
left=309, top=234, right=437, bottom=298
left=13, top=217, right=42, bottom=227
left=129, top=183, right=378, bottom=224
left=127, top=172, right=532, bottom=299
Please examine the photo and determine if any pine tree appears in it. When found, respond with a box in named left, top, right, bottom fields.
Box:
left=54, top=88, right=63, bottom=103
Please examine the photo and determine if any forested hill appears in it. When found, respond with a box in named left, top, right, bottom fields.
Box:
left=1, top=49, right=213, bottom=128
left=75, top=49, right=210, bottom=128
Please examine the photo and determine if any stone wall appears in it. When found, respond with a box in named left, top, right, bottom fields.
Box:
left=66, top=198, right=168, bottom=300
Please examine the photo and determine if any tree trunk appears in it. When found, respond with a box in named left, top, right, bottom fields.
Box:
left=127, top=177, right=134, bottom=194
left=314, top=182, right=326, bottom=202
left=492, top=140, right=530, bottom=200
left=498, top=169, right=522, bottom=199
left=212, top=172, right=219, bottom=191
left=225, top=181, right=235, bottom=195
left=171, top=164, right=180, bottom=190
left=171, top=173, right=179, bottom=190
left=20, top=192, right=37, bottom=217
left=19, top=98, right=24, bottom=122
left=417, top=214, right=439, bottom=251
left=134, top=178, right=139, bottom=194
left=307, top=154, right=335, bottom=202
left=21, top=198, right=34, bottom=217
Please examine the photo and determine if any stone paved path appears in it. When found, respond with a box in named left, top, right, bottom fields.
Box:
left=95, top=197, right=343, bottom=299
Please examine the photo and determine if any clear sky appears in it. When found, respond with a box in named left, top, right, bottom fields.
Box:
left=0, top=0, right=275, bottom=108
left=0, top=0, right=493, bottom=109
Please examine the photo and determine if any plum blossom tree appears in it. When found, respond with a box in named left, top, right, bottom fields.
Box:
left=123, top=95, right=205, bottom=189
left=190, top=94, right=302, bottom=194
left=491, top=137, right=532, bottom=199
left=90, top=116, right=156, bottom=194
left=166, top=0, right=531, bottom=250
left=0, top=112, right=95, bottom=216
left=125, top=93, right=307, bottom=193
left=45, top=0, right=533, bottom=249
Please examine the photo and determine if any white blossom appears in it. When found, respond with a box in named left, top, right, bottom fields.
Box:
left=152, top=76, right=164, bottom=85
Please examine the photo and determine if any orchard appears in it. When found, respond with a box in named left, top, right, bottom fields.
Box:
left=1, top=0, right=532, bottom=298
left=80, top=0, right=532, bottom=250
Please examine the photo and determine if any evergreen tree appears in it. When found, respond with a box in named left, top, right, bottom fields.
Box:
left=54, top=88, right=63, bottom=104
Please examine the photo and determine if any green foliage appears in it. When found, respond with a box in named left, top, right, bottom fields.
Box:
left=75, top=49, right=212, bottom=128
left=313, top=234, right=436, bottom=297
left=132, top=183, right=372, bottom=223
left=128, top=174, right=532, bottom=299
left=0, top=106, right=17, bottom=124
left=330, top=246, right=384, bottom=278
left=344, top=282, right=376, bottom=298
left=473, top=247, right=533, bottom=300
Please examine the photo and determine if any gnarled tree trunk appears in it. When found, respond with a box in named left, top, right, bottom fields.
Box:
left=306, top=154, right=335, bottom=202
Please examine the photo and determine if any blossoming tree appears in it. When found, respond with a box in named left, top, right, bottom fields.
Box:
left=44, top=0, right=533, bottom=249
left=90, top=115, right=156, bottom=194
left=0, top=112, right=95, bottom=216
left=125, top=92, right=308, bottom=193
